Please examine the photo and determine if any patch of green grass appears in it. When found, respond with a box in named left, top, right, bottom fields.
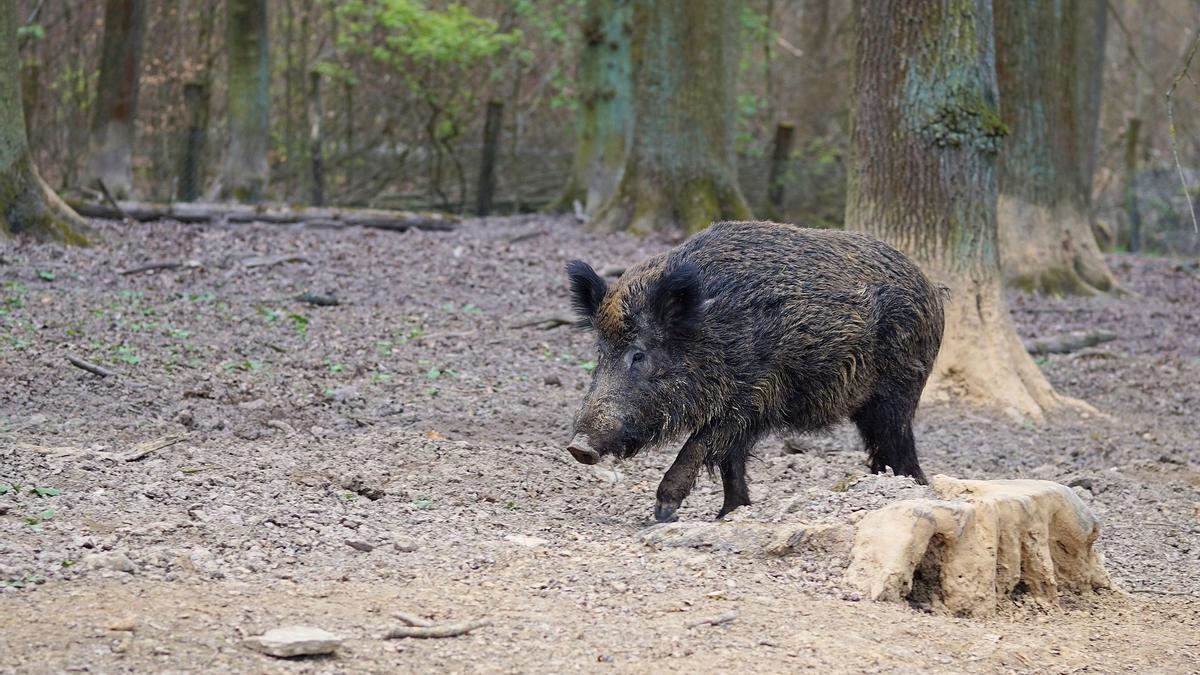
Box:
left=25, top=508, right=55, bottom=529
left=328, top=362, right=346, bottom=374
left=37, top=270, right=55, bottom=282
left=30, top=487, right=61, bottom=498
left=289, top=313, right=309, bottom=336
left=371, top=372, right=392, bottom=383
left=260, top=307, right=281, bottom=322
left=112, top=345, right=140, bottom=365
left=412, top=495, right=433, bottom=509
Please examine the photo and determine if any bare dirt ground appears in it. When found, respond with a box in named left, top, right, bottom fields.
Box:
left=1, top=216, right=1199, bottom=673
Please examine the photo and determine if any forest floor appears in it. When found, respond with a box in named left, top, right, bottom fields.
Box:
left=1, top=216, right=1199, bottom=673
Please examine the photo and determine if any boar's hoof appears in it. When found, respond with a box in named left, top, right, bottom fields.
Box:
left=655, top=499, right=681, bottom=523
left=566, top=435, right=600, bottom=465
left=715, top=502, right=747, bottom=520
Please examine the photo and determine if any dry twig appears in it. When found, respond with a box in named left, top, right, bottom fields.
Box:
left=382, top=619, right=490, bottom=639
left=509, top=316, right=573, bottom=330
left=686, top=610, right=738, bottom=629
left=122, top=434, right=189, bottom=462
left=1166, top=29, right=1200, bottom=234
left=66, top=355, right=116, bottom=378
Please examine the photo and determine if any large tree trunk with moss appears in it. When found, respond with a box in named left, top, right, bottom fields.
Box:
left=994, top=0, right=1117, bottom=295
left=846, top=0, right=1080, bottom=420
left=215, top=0, right=270, bottom=202
left=550, top=0, right=632, bottom=214
left=79, top=0, right=146, bottom=199
left=590, top=0, right=750, bottom=235
left=0, top=2, right=89, bottom=243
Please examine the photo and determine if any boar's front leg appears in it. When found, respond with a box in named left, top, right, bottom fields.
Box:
left=655, top=423, right=752, bottom=523
left=654, top=432, right=706, bottom=523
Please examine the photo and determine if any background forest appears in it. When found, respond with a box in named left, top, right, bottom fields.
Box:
left=11, top=0, right=1200, bottom=253
left=3, top=1, right=1200, bottom=671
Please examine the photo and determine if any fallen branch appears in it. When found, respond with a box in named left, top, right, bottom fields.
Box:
left=412, top=330, right=476, bottom=343
left=66, top=355, right=116, bottom=378
left=295, top=292, right=339, bottom=306
left=1024, top=330, right=1117, bottom=356
left=382, top=619, right=490, bottom=639
left=391, top=612, right=434, bottom=628
left=507, top=230, right=547, bottom=244
left=509, top=316, right=573, bottom=330
left=686, top=610, right=738, bottom=629
left=96, top=180, right=134, bottom=225
left=66, top=199, right=459, bottom=233
left=122, top=434, right=189, bottom=462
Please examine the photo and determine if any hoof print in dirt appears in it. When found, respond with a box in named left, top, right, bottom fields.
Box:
left=244, top=626, right=342, bottom=658
left=844, top=475, right=1111, bottom=616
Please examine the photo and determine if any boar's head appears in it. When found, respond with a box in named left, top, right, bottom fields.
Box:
left=563, top=259, right=705, bottom=465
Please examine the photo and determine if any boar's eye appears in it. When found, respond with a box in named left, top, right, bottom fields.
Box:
left=625, top=350, right=646, bottom=370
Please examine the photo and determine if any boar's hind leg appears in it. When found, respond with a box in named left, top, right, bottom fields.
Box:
left=851, top=395, right=928, bottom=485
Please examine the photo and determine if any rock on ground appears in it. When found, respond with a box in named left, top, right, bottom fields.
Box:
left=243, top=625, right=342, bottom=658
left=844, top=475, right=1111, bottom=616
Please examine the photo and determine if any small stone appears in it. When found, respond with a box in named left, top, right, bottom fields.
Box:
left=108, top=617, right=137, bottom=632
left=244, top=626, right=341, bottom=658
left=393, top=540, right=418, bottom=553
left=591, top=466, right=623, bottom=484
left=543, top=375, right=562, bottom=387
left=346, top=539, right=376, bottom=552
left=1067, top=477, right=1094, bottom=491
left=84, top=552, right=136, bottom=574
left=504, top=533, right=548, bottom=547
left=238, top=398, right=268, bottom=411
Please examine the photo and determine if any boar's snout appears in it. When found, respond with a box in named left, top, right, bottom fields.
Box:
left=566, top=434, right=600, bottom=465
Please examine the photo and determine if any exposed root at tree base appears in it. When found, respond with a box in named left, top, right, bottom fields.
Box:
left=922, top=278, right=1094, bottom=421
left=999, top=197, right=1121, bottom=297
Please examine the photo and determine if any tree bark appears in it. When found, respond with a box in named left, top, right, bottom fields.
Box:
left=0, top=1, right=89, bottom=243
left=307, top=70, right=324, bottom=207
left=177, top=82, right=210, bottom=202
left=846, top=0, right=1078, bottom=420
left=215, top=0, right=270, bottom=202
left=994, top=0, right=1118, bottom=295
left=590, top=0, right=751, bottom=235
left=766, top=122, right=795, bottom=220
left=550, top=0, right=633, bottom=214
left=80, top=0, right=146, bottom=199
left=476, top=100, right=503, bottom=216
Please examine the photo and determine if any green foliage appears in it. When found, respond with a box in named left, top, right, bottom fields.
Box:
left=336, top=1, right=517, bottom=66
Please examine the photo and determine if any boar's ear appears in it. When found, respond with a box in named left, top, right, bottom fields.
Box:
left=650, top=262, right=702, bottom=340
left=566, top=260, right=608, bottom=326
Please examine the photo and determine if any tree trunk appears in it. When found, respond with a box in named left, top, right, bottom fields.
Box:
left=846, top=0, right=1078, bottom=420
left=307, top=70, right=324, bottom=207
left=177, top=82, right=210, bottom=202
left=766, top=122, right=795, bottom=220
left=590, top=0, right=751, bottom=235
left=476, top=100, right=503, bottom=216
left=80, top=0, right=146, bottom=199
left=994, top=0, right=1118, bottom=295
left=216, top=0, right=270, bottom=202
left=548, top=0, right=632, bottom=215
left=1123, top=116, right=1141, bottom=253
left=0, top=1, right=89, bottom=243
